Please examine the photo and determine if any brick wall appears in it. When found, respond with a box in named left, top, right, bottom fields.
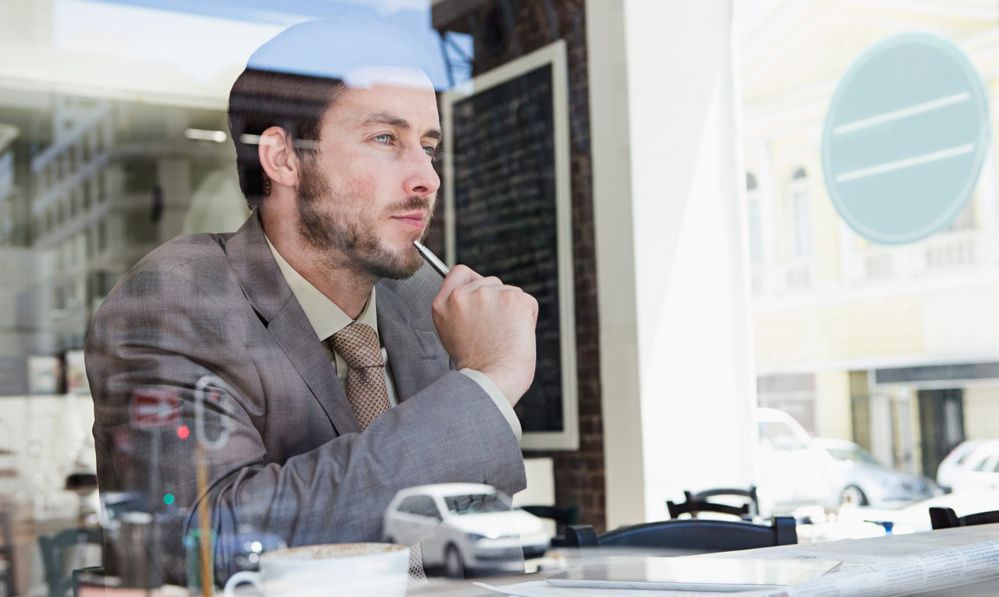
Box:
left=432, top=0, right=606, bottom=531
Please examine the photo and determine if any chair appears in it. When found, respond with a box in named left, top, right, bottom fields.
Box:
left=38, top=527, right=103, bottom=597
left=0, top=511, right=16, bottom=597
left=565, top=516, right=797, bottom=554
left=667, top=486, right=760, bottom=520
left=929, top=507, right=999, bottom=530
left=520, top=505, right=579, bottom=547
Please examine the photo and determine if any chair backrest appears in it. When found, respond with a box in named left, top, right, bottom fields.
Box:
left=520, top=505, right=579, bottom=527
left=0, top=511, right=16, bottom=597
left=929, top=506, right=999, bottom=530
left=520, top=505, right=580, bottom=548
left=667, top=487, right=760, bottom=520
left=566, top=516, right=797, bottom=553
left=695, top=486, right=760, bottom=517
left=38, top=527, right=103, bottom=597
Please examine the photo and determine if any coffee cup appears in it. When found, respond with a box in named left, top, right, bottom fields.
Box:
left=223, top=543, right=409, bottom=597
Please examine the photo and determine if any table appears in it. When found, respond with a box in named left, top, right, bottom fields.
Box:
left=412, top=523, right=999, bottom=596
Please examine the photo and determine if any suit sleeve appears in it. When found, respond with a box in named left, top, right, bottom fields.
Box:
left=85, top=266, right=526, bottom=584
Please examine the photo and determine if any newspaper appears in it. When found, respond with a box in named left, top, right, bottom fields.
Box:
left=783, top=540, right=999, bottom=597
left=476, top=540, right=999, bottom=597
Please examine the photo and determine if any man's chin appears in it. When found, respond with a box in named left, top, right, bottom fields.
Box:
left=395, top=252, right=426, bottom=279
left=359, top=248, right=424, bottom=280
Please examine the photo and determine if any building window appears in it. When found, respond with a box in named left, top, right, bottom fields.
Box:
left=790, top=167, right=812, bottom=259
left=97, top=171, right=107, bottom=201
left=96, top=220, right=107, bottom=252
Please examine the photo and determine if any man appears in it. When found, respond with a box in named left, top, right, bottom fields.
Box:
left=85, top=19, right=538, bottom=583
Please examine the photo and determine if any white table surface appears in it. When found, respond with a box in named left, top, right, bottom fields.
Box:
left=413, top=523, right=999, bottom=596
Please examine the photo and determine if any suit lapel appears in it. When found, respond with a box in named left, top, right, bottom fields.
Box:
left=267, top=302, right=360, bottom=434
left=376, top=282, right=450, bottom=403
left=224, top=212, right=360, bottom=435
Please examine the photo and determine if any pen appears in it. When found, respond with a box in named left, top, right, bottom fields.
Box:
left=413, top=240, right=450, bottom=277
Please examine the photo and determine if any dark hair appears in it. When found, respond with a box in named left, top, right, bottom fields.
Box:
left=226, top=68, right=345, bottom=209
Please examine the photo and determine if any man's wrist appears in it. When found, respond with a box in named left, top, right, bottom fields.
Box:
left=459, top=368, right=522, bottom=441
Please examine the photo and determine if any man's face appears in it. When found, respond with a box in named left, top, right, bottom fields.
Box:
left=296, top=76, right=441, bottom=279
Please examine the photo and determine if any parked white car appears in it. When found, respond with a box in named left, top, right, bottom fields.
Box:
left=814, top=438, right=940, bottom=507
left=383, top=483, right=551, bottom=577
left=754, top=409, right=938, bottom=513
left=937, top=439, right=999, bottom=492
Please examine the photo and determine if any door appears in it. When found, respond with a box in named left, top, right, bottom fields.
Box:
left=892, top=392, right=917, bottom=474
left=917, top=389, right=965, bottom=478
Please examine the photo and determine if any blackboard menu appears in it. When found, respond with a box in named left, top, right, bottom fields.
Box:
left=449, top=63, right=567, bottom=434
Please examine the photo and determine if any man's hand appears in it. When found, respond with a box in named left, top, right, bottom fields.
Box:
left=432, top=265, right=538, bottom=406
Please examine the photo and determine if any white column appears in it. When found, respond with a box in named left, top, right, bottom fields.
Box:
left=587, top=0, right=757, bottom=529
left=976, top=145, right=996, bottom=266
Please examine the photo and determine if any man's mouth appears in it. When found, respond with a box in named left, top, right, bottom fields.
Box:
left=391, top=212, right=427, bottom=230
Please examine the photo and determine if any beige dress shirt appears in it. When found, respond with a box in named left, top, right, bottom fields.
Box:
left=265, top=236, right=522, bottom=440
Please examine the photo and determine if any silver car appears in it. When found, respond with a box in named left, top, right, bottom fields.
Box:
left=383, top=483, right=551, bottom=578
left=815, top=438, right=941, bottom=507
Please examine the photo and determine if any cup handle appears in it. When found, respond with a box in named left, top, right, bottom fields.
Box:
left=224, top=570, right=263, bottom=596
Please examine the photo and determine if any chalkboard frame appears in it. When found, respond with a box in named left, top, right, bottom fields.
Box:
left=441, top=40, right=578, bottom=450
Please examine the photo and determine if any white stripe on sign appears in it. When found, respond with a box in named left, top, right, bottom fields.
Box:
left=833, top=92, right=971, bottom=136
left=835, top=143, right=975, bottom=183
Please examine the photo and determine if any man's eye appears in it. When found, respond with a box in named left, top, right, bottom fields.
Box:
left=373, top=134, right=394, bottom=144
left=423, top=145, right=438, bottom=157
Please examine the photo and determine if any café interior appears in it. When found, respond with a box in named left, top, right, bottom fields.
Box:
left=1, top=0, right=999, bottom=595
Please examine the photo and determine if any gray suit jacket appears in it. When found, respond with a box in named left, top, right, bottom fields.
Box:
left=85, top=213, right=526, bottom=583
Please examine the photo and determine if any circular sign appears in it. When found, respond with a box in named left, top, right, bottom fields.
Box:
left=821, top=33, right=990, bottom=244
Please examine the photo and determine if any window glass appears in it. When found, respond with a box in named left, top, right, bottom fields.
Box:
left=397, top=497, right=424, bottom=516
left=973, top=456, right=995, bottom=473
left=827, top=445, right=881, bottom=467
left=444, top=492, right=511, bottom=515
left=739, top=1, right=999, bottom=483
left=399, top=496, right=440, bottom=519
left=415, top=497, right=441, bottom=519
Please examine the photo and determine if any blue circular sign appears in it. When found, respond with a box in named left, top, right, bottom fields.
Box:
left=821, top=33, right=990, bottom=244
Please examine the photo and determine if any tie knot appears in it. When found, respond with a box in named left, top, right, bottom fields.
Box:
left=330, top=323, right=383, bottom=369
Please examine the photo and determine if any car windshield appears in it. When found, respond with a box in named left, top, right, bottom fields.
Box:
left=827, top=445, right=881, bottom=466
left=443, top=493, right=511, bottom=515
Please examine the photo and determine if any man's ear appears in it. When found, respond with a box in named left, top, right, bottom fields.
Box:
left=258, top=126, right=300, bottom=191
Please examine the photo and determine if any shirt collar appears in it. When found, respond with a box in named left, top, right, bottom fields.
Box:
left=264, top=234, right=379, bottom=342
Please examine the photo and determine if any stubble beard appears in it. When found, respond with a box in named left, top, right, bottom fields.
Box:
left=296, top=159, right=430, bottom=280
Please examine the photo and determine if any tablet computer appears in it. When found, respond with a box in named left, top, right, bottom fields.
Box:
left=546, top=556, right=841, bottom=592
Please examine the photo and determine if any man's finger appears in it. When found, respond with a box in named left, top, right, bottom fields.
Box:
left=437, top=264, right=482, bottom=299
left=458, top=276, right=504, bottom=296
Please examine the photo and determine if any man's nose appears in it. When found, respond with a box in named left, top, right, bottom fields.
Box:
left=403, top=148, right=441, bottom=198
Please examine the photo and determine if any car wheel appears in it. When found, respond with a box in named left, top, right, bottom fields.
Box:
left=840, top=485, right=868, bottom=506
left=445, top=544, right=465, bottom=578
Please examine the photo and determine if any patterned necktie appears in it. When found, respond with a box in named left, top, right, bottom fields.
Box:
left=329, top=323, right=391, bottom=430
left=328, top=322, right=428, bottom=582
